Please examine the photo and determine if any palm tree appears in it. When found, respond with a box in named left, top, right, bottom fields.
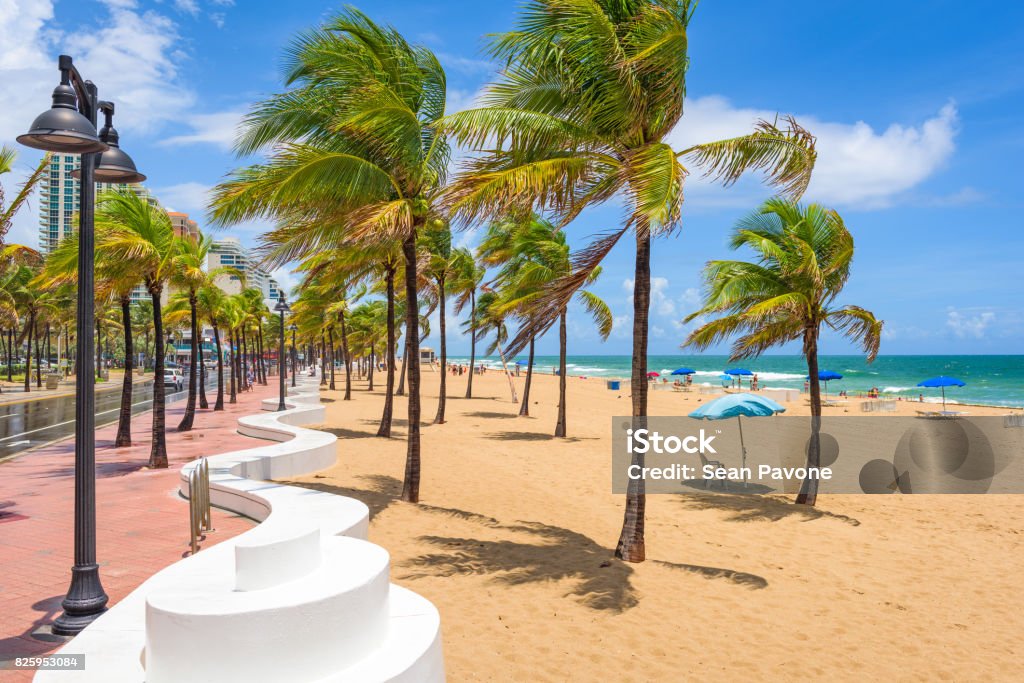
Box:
left=420, top=219, right=457, bottom=424
left=464, top=289, right=520, bottom=403
left=196, top=284, right=228, bottom=410
left=490, top=217, right=612, bottom=432
left=443, top=0, right=817, bottom=561
left=169, top=234, right=213, bottom=431
left=684, top=199, right=882, bottom=506
left=95, top=189, right=177, bottom=469
left=210, top=9, right=450, bottom=504
left=449, top=247, right=483, bottom=398
left=43, top=231, right=142, bottom=445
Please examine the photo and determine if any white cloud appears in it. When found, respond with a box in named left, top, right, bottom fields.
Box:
left=160, top=110, right=244, bottom=150
left=622, top=276, right=676, bottom=316
left=946, top=308, right=995, bottom=339
left=209, top=12, right=226, bottom=29
left=174, top=0, right=199, bottom=16
left=668, top=96, right=959, bottom=208
left=152, top=181, right=211, bottom=215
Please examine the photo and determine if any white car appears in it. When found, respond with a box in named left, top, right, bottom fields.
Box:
left=163, top=371, right=184, bottom=391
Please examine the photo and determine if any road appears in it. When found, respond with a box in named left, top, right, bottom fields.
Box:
left=0, top=378, right=220, bottom=461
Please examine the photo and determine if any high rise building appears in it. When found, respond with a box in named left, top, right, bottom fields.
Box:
left=37, top=154, right=157, bottom=254
left=207, top=237, right=282, bottom=301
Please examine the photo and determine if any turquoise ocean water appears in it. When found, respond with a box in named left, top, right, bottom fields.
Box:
left=446, top=354, right=1024, bottom=408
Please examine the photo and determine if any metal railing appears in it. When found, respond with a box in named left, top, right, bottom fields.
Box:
left=188, top=458, right=214, bottom=554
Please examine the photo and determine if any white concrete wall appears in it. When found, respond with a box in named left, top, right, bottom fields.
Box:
left=36, top=375, right=444, bottom=682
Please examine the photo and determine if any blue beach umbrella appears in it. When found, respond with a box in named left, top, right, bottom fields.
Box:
left=690, top=394, right=786, bottom=485
left=671, top=368, right=696, bottom=375
left=725, top=367, right=753, bottom=388
left=917, top=376, right=965, bottom=410
left=719, top=374, right=733, bottom=387
left=807, top=370, right=843, bottom=397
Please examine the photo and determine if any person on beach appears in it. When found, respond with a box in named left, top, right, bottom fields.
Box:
left=752, top=374, right=759, bottom=391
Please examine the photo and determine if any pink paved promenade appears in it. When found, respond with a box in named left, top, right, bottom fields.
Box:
left=0, top=382, right=280, bottom=676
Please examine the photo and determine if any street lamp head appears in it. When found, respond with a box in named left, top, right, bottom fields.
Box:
left=289, top=324, right=298, bottom=332
left=18, top=81, right=109, bottom=154
left=71, top=104, right=146, bottom=183
left=274, top=293, right=290, bottom=314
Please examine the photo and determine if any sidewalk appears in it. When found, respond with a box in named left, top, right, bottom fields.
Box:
left=0, top=382, right=280, bottom=676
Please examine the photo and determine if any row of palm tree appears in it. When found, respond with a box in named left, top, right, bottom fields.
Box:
left=0, top=3, right=879, bottom=568
left=207, top=3, right=823, bottom=564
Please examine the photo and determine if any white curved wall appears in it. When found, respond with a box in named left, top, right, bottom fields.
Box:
left=36, top=375, right=444, bottom=682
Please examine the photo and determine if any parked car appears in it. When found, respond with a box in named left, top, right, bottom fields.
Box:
left=163, top=371, right=184, bottom=391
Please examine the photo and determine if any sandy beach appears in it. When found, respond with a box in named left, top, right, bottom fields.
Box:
left=288, top=367, right=1023, bottom=681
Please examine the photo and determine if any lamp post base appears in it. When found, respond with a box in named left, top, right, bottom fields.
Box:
left=52, top=563, right=109, bottom=636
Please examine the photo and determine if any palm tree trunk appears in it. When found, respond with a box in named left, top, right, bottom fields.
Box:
left=796, top=328, right=823, bottom=506
left=328, top=328, right=337, bottom=390
left=257, top=325, right=267, bottom=385
left=228, top=330, right=237, bottom=404
left=149, top=288, right=168, bottom=469
left=319, top=335, right=327, bottom=385
left=465, top=288, right=476, bottom=398
left=199, top=344, right=209, bottom=410
left=95, top=323, right=102, bottom=381
left=378, top=268, right=396, bottom=436
left=433, top=276, right=447, bottom=425
left=615, top=231, right=650, bottom=563
left=7, top=328, right=13, bottom=381
left=45, top=323, right=51, bottom=372
left=397, top=335, right=408, bottom=396
left=401, top=231, right=422, bottom=503
left=115, top=295, right=133, bottom=447
left=213, top=325, right=224, bottom=410
left=554, top=310, right=568, bottom=436
left=341, top=313, right=352, bottom=401
left=23, top=312, right=33, bottom=393
left=367, top=346, right=374, bottom=391
left=519, top=336, right=535, bottom=417
left=35, top=323, right=42, bottom=388
left=240, top=327, right=249, bottom=391
left=178, top=293, right=199, bottom=431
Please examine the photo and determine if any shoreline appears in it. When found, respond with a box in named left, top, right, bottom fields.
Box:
left=440, top=360, right=1024, bottom=411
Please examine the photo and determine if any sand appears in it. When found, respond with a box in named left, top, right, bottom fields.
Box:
left=287, top=366, right=1024, bottom=681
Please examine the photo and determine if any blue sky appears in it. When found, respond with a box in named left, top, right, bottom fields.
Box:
left=2, top=0, right=1022, bottom=356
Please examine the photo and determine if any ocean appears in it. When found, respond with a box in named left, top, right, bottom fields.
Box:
left=445, top=354, right=1024, bottom=408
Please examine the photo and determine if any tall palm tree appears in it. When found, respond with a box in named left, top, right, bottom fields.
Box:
left=43, top=232, right=141, bottom=444
left=196, top=284, right=228, bottom=410
left=684, top=199, right=882, bottom=506
left=169, top=234, right=213, bottom=431
left=210, top=9, right=450, bottom=504
left=443, top=0, right=817, bottom=561
left=449, top=246, right=483, bottom=398
left=95, top=189, right=177, bottom=468
left=490, top=217, right=612, bottom=433
left=420, top=219, right=457, bottom=424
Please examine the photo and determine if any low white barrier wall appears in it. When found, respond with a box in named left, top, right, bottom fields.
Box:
left=37, top=375, right=444, bottom=682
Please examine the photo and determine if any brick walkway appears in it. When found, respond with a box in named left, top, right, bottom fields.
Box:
left=0, top=382, right=278, bottom=676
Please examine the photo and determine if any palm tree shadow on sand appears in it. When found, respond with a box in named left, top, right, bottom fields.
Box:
left=676, top=491, right=860, bottom=526
left=283, top=474, right=770, bottom=613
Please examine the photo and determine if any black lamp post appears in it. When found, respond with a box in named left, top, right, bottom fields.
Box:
left=274, top=294, right=290, bottom=411
left=289, top=324, right=298, bottom=388
left=17, top=55, right=144, bottom=636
